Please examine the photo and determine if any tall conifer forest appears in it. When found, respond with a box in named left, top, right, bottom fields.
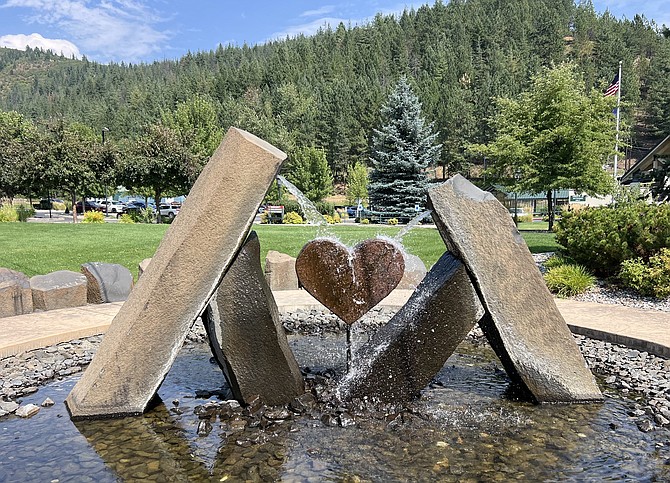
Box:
left=1, top=0, right=669, bottom=180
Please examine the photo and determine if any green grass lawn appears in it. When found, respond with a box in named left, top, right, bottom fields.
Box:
left=0, top=222, right=561, bottom=279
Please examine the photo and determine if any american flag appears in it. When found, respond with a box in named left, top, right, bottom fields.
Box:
left=604, top=73, right=620, bottom=97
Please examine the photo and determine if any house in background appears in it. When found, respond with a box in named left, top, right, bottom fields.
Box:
left=486, top=186, right=612, bottom=214
left=620, top=134, right=670, bottom=186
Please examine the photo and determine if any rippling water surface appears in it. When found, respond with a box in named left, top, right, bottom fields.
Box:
left=1, top=336, right=669, bottom=482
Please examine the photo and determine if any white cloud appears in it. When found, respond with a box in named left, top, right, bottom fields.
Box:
left=300, top=5, right=335, bottom=18
left=0, top=32, right=81, bottom=57
left=269, top=17, right=349, bottom=40
left=0, top=0, right=171, bottom=62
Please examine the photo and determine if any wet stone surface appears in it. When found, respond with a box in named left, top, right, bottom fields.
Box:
left=1, top=311, right=670, bottom=481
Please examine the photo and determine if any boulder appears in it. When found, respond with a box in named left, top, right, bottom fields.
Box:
left=81, top=262, right=134, bottom=304
left=138, top=258, right=152, bottom=278
left=0, top=268, right=33, bottom=318
left=66, top=128, right=287, bottom=418
left=30, top=270, right=87, bottom=311
left=396, top=252, right=427, bottom=290
left=338, top=252, right=484, bottom=403
left=427, top=175, right=602, bottom=403
left=264, top=251, right=298, bottom=291
left=204, top=232, right=304, bottom=405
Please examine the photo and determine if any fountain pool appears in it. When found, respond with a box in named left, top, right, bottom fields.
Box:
left=2, top=322, right=669, bottom=482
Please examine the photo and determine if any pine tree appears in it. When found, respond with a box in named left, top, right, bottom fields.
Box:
left=368, top=77, right=441, bottom=218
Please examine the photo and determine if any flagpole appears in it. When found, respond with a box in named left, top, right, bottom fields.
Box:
left=613, top=60, right=622, bottom=181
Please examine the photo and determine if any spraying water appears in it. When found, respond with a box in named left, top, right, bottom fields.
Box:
left=277, top=175, right=331, bottom=237
left=394, top=209, right=433, bottom=242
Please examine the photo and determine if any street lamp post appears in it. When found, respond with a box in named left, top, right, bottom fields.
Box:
left=102, top=127, right=110, bottom=216
left=514, top=169, right=521, bottom=226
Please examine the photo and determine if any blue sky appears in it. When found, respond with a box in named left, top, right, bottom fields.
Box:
left=0, top=1, right=668, bottom=64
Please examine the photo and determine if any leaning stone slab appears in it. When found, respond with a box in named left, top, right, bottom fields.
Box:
left=30, top=270, right=87, bottom=311
left=81, top=262, right=134, bottom=304
left=66, top=128, right=286, bottom=418
left=204, top=232, right=304, bottom=405
left=427, top=175, right=602, bottom=403
left=264, top=251, right=298, bottom=291
left=338, top=252, right=484, bottom=404
left=0, top=268, right=33, bottom=318
left=138, top=258, right=152, bottom=279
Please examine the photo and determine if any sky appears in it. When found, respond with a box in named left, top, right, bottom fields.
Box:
left=0, top=1, right=668, bottom=64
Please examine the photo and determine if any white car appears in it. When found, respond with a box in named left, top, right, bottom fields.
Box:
left=509, top=207, right=526, bottom=217
left=99, top=200, right=127, bottom=214
left=159, top=203, right=180, bottom=220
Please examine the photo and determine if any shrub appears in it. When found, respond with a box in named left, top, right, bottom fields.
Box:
left=544, top=264, right=596, bottom=298
left=128, top=208, right=155, bottom=224
left=387, top=218, right=398, bottom=225
left=315, top=201, right=335, bottom=216
left=555, top=203, right=670, bottom=276
left=543, top=254, right=573, bottom=269
left=361, top=218, right=370, bottom=224
left=82, top=211, right=105, bottom=223
left=260, top=212, right=269, bottom=224
left=15, top=204, right=35, bottom=222
left=518, top=213, right=533, bottom=223
left=619, top=248, right=670, bottom=298
left=118, top=214, right=136, bottom=224
left=282, top=211, right=303, bottom=224
left=0, top=205, right=18, bottom=222
left=52, top=201, right=66, bottom=211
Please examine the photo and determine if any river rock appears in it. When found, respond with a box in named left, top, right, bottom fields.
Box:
left=203, top=232, right=304, bottom=405
left=138, top=258, right=152, bottom=278
left=30, top=270, right=87, bottom=311
left=81, top=262, right=134, bottom=304
left=338, top=251, right=484, bottom=403
left=0, top=400, right=19, bottom=414
left=66, top=127, right=287, bottom=418
left=0, top=268, right=33, bottom=318
left=264, top=250, right=299, bottom=291
left=15, top=403, right=40, bottom=418
left=396, top=252, right=427, bottom=290
left=295, top=238, right=405, bottom=324
left=427, top=175, right=602, bottom=403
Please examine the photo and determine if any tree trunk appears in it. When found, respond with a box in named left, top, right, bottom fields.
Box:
left=547, top=190, right=554, bottom=232
left=155, top=190, right=162, bottom=224
left=71, top=191, right=77, bottom=224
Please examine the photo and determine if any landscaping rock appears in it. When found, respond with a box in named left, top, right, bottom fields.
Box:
left=264, top=251, right=298, bottom=291
left=66, top=127, right=287, bottom=418
left=338, top=252, right=484, bottom=403
left=204, top=232, right=304, bottom=405
left=0, top=268, right=33, bottom=318
left=30, top=271, right=87, bottom=311
left=138, top=258, right=152, bottom=278
left=396, top=252, right=427, bottom=290
left=428, top=175, right=602, bottom=403
left=81, top=262, right=134, bottom=304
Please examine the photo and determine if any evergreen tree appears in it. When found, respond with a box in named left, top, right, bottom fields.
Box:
left=285, top=146, right=334, bottom=202
left=368, top=77, right=441, bottom=217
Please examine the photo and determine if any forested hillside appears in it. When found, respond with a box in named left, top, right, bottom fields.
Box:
left=1, top=0, right=669, bottom=179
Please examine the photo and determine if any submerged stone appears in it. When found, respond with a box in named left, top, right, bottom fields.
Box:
left=0, top=268, right=33, bottom=318
left=203, top=232, right=304, bottom=406
left=66, top=128, right=287, bottom=418
left=338, top=252, right=484, bottom=403
left=80, top=262, right=134, bottom=304
left=295, top=238, right=404, bottom=324
left=427, top=175, right=602, bottom=403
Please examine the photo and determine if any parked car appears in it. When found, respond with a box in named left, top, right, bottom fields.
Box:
left=75, top=201, right=102, bottom=214
left=34, top=198, right=64, bottom=210
left=508, top=207, right=527, bottom=217
left=346, top=206, right=358, bottom=217
left=98, top=200, right=126, bottom=214
left=159, top=203, right=180, bottom=220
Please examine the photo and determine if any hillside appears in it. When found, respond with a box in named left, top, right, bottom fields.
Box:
left=1, top=0, right=669, bottom=177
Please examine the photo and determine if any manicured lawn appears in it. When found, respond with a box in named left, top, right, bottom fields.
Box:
left=0, top=222, right=560, bottom=278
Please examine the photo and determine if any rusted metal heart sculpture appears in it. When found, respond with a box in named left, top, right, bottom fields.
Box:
left=295, top=238, right=405, bottom=324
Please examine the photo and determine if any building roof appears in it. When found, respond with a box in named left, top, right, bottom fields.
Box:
left=620, top=134, right=670, bottom=184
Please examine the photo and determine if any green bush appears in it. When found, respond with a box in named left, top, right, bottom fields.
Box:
left=118, top=214, right=136, bottom=224
left=543, top=254, right=574, bottom=269
left=128, top=208, right=155, bottom=224
left=315, top=201, right=335, bottom=216
left=619, top=248, right=670, bottom=298
left=361, top=218, right=370, bottom=224
left=282, top=211, right=303, bottom=224
left=544, top=264, right=596, bottom=298
left=15, top=204, right=35, bottom=222
left=0, top=204, right=18, bottom=222
left=518, top=213, right=533, bottom=223
left=82, top=211, right=105, bottom=223
left=387, top=218, right=398, bottom=225
left=555, top=203, right=670, bottom=276
left=52, top=201, right=66, bottom=211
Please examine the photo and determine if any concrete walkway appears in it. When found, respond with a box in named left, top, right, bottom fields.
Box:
left=1, top=291, right=669, bottom=360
